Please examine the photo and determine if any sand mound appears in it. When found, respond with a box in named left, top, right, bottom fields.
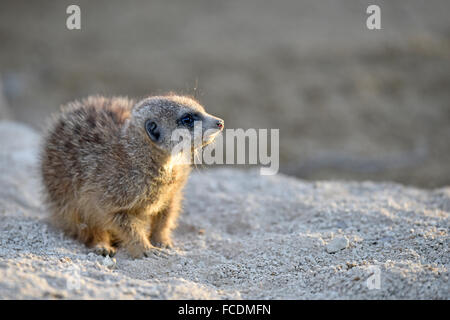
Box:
left=0, top=121, right=448, bottom=299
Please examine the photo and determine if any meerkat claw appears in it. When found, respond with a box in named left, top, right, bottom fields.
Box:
left=94, top=245, right=116, bottom=257
left=143, top=248, right=169, bottom=258
left=153, top=241, right=173, bottom=249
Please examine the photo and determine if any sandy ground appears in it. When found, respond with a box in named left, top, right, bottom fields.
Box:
left=0, top=121, right=448, bottom=299
left=1, top=0, right=450, bottom=188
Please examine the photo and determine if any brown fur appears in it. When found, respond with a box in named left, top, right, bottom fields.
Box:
left=40, top=95, right=223, bottom=258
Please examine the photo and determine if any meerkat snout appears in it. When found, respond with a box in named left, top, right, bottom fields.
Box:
left=216, top=119, right=224, bottom=129
left=41, top=94, right=223, bottom=258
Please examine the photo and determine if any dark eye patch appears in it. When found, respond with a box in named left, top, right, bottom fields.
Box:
left=177, top=113, right=201, bottom=128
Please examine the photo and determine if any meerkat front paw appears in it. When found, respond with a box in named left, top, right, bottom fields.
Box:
left=151, top=235, right=173, bottom=249
left=126, top=239, right=153, bottom=259
left=126, top=239, right=169, bottom=258
left=93, top=244, right=116, bottom=257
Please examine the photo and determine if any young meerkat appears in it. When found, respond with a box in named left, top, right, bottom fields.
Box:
left=40, top=95, right=224, bottom=258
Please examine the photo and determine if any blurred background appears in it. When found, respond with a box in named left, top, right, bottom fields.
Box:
left=0, top=0, right=449, bottom=188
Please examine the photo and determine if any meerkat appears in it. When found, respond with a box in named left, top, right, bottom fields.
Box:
left=40, top=95, right=224, bottom=258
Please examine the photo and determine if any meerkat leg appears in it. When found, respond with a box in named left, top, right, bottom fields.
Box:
left=63, top=205, right=116, bottom=257
left=53, top=206, right=114, bottom=257
left=111, top=211, right=155, bottom=258
left=150, top=194, right=182, bottom=248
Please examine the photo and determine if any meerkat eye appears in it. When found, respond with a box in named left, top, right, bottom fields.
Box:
left=179, top=114, right=194, bottom=128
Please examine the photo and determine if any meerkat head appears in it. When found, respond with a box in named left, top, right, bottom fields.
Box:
left=128, top=95, right=224, bottom=158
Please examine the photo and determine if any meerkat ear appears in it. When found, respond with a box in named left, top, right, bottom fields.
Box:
left=145, top=119, right=161, bottom=142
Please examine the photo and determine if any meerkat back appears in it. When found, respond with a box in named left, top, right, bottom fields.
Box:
left=40, top=96, right=133, bottom=236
